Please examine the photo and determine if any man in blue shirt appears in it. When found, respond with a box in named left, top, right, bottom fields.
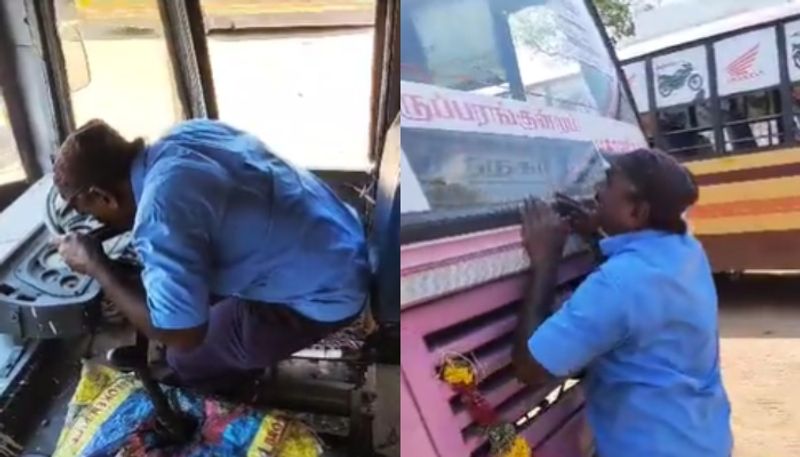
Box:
left=512, top=148, right=732, bottom=457
left=55, top=119, right=369, bottom=389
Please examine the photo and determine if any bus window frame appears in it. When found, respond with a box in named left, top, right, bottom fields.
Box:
left=368, top=0, right=400, bottom=163
left=400, top=0, right=643, bottom=243
left=644, top=57, right=661, bottom=146
left=157, top=0, right=218, bottom=120
left=28, top=0, right=75, bottom=140
left=623, top=11, right=800, bottom=159
left=0, top=3, right=44, bottom=187
left=776, top=21, right=797, bottom=149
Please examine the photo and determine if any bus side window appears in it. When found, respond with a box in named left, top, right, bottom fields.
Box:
left=55, top=0, right=182, bottom=141
left=720, top=89, right=782, bottom=152
left=657, top=100, right=715, bottom=158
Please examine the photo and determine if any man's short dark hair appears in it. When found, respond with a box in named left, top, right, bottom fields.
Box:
left=54, top=119, right=144, bottom=198
left=608, top=148, right=699, bottom=234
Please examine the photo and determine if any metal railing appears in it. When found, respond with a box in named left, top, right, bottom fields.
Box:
left=722, top=113, right=784, bottom=153
left=659, top=112, right=788, bottom=158
left=661, top=125, right=716, bottom=157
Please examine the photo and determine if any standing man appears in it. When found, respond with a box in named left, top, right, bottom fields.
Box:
left=512, top=148, right=732, bottom=457
left=55, top=119, right=369, bottom=389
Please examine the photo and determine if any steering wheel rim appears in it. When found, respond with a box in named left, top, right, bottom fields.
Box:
left=45, top=183, right=121, bottom=240
left=45, top=183, right=71, bottom=236
left=45, top=183, right=138, bottom=269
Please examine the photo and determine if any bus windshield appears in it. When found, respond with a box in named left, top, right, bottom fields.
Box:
left=400, top=0, right=646, bottom=215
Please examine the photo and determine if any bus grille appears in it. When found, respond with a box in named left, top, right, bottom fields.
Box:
left=401, top=253, right=591, bottom=456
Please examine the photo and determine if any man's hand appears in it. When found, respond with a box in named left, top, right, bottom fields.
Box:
left=520, top=197, right=569, bottom=267
left=554, top=192, right=600, bottom=239
left=56, top=232, right=109, bottom=276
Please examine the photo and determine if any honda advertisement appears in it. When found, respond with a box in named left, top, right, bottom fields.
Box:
left=784, top=19, right=800, bottom=82
left=714, top=27, right=779, bottom=96
left=653, top=45, right=709, bottom=108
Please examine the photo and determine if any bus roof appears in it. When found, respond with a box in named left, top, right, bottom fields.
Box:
left=617, top=3, right=800, bottom=62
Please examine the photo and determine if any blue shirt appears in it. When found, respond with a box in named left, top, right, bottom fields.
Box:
left=130, top=120, right=369, bottom=329
left=529, top=230, right=731, bottom=457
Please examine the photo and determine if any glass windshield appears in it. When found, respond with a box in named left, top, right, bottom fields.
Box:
left=56, top=0, right=182, bottom=142
left=201, top=0, right=377, bottom=171
left=400, top=0, right=645, bottom=215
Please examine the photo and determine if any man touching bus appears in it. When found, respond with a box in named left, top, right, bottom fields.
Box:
left=511, top=148, right=732, bottom=457
left=55, top=119, right=369, bottom=390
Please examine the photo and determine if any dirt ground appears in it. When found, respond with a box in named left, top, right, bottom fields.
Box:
left=717, top=275, right=800, bottom=457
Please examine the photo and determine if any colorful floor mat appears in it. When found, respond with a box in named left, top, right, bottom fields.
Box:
left=53, top=363, right=323, bottom=457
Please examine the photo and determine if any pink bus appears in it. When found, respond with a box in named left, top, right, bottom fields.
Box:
left=400, top=1, right=647, bottom=455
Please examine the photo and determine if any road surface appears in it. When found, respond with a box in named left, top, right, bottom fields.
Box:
left=717, top=274, right=800, bottom=457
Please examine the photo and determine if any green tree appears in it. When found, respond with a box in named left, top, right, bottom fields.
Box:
left=594, top=0, right=635, bottom=43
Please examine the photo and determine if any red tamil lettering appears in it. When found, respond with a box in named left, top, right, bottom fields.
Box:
left=431, top=95, right=455, bottom=119
left=400, top=95, right=433, bottom=121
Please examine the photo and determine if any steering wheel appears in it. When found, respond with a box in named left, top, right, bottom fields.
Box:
left=44, top=184, right=124, bottom=242
left=44, top=183, right=71, bottom=236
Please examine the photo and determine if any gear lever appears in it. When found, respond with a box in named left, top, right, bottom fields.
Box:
left=106, top=332, right=195, bottom=444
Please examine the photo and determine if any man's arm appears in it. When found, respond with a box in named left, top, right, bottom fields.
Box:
left=56, top=233, right=208, bottom=350
left=93, top=260, right=207, bottom=350
left=511, top=198, right=627, bottom=388
left=512, top=258, right=559, bottom=387
left=512, top=198, right=567, bottom=387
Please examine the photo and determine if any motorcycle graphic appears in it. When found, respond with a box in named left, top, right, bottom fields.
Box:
left=792, top=42, right=800, bottom=70
left=658, top=62, right=703, bottom=98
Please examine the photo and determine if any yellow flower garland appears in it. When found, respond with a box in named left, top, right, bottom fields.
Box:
left=439, top=355, right=533, bottom=457
left=441, top=358, right=476, bottom=387
left=503, top=436, right=532, bottom=457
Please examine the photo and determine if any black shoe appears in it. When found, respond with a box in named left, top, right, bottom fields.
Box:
left=107, top=345, right=147, bottom=372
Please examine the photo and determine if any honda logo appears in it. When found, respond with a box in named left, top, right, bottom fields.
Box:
left=726, top=44, right=762, bottom=81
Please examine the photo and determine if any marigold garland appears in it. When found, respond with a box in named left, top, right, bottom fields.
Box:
left=439, top=356, right=532, bottom=457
